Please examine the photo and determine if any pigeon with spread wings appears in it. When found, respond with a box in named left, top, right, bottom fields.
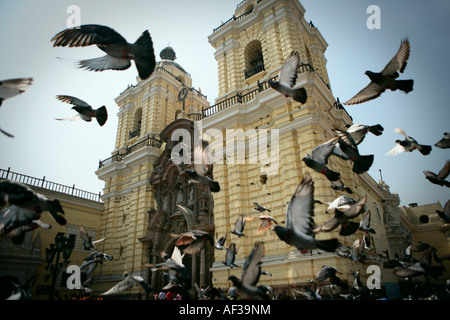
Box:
left=183, top=140, right=220, bottom=192
left=0, top=179, right=66, bottom=225
left=334, top=128, right=374, bottom=174
left=268, top=51, right=307, bottom=104
left=51, top=24, right=156, bottom=80
left=435, top=132, right=450, bottom=149
left=79, top=225, right=105, bottom=250
left=55, top=95, right=108, bottom=126
left=344, top=38, right=413, bottom=105
left=0, top=77, right=33, bottom=137
left=302, top=137, right=341, bottom=182
left=228, top=241, right=271, bottom=300
left=101, top=272, right=152, bottom=296
left=423, top=160, right=450, bottom=188
left=273, top=172, right=339, bottom=252
left=386, top=128, right=432, bottom=156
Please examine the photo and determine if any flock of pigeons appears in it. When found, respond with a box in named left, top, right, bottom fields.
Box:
left=0, top=22, right=449, bottom=300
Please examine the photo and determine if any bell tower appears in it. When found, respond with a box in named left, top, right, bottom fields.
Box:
left=95, top=47, right=210, bottom=296
left=203, top=0, right=397, bottom=293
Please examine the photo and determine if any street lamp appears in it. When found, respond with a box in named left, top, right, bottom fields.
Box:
left=45, top=232, right=76, bottom=300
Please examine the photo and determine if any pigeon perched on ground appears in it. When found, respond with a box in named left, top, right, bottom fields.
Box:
left=273, top=172, right=339, bottom=252
left=386, top=128, right=432, bottom=156
left=253, top=202, right=271, bottom=213
left=228, top=241, right=270, bottom=300
left=183, top=141, right=220, bottom=192
left=0, top=205, right=51, bottom=244
left=170, top=228, right=214, bottom=255
left=344, top=38, right=414, bottom=105
left=51, top=24, right=156, bottom=80
left=0, top=179, right=66, bottom=225
left=436, top=199, right=450, bottom=223
left=303, top=137, right=341, bottom=181
left=423, top=160, right=450, bottom=188
left=55, top=95, right=108, bottom=126
left=79, top=225, right=105, bottom=250
left=101, top=272, right=152, bottom=295
left=223, top=242, right=240, bottom=268
left=334, top=128, right=374, bottom=174
left=435, top=133, right=450, bottom=149
left=268, top=51, right=307, bottom=104
left=231, top=214, right=249, bottom=237
left=0, top=77, right=33, bottom=137
left=246, top=215, right=279, bottom=234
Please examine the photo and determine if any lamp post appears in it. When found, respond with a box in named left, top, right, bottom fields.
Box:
left=45, top=232, right=76, bottom=300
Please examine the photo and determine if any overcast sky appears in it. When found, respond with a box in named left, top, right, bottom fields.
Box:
left=0, top=0, right=448, bottom=209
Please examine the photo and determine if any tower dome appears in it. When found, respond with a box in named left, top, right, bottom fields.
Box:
left=160, top=46, right=176, bottom=61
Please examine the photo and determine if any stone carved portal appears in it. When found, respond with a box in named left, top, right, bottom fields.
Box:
left=139, top=119, right=215, bottom=293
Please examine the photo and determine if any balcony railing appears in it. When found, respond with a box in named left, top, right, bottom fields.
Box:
left=0, top=168, right=102, bottom=202
left=244, top=64, right=265, bottom=79
left=98, top=134, right=162, bottom=169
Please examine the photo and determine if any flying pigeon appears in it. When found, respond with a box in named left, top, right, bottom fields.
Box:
left=170, top=228, right=214, bottom=255
left=334, top=128, right=374, bottom=174
left=101, top=272, right=152, bottom=295
left=394, top=246, right=435, bottom=279
left=80, top=251, right=113, bottom=278
left=223, top=242, right=240, bottom=268
left=183, top=141, right=220, bottom=192
left=330, top=179, right=353, bottom=194
left=302, top=137, right=341, bottom=181
left=146, top=246, right=189, bottom=288
left=51, top=24, right=156, bottom=80
left=55, top=95, right=108, bottom=126
left=326, top=195, right=357, bottom=210
left=268, top=51, right=307, bottom=104
left=358, top=210, right=376, bottom=234
left=215, top=234, right=227, bottom=250
left=79, top=225, right=105, bottom=250
left=228, top=241, right=270, bottom=300
left=231, top=214, right=250, bottom=237
left=313, top=196, right=367, bottom=236
left=339, top=123, right=384, bottom=147
left=246, top=215, right=279, bottom=234
left=253, top=202, right=271, bottom=213
left=0, top=205, right=51, bottom=244
left=423, top=160, right=450, bottom=188
left=344, top=38, right=414, bottom=105
left=315, top=266, right=342, bottom=282
left=435, top=132, right=450, bottom=149
left=386, top=128, right=432, bottom=156
left=273, top=172, right=339, bottom=252
left=0, top=179, right=66, bottom=225
left=0, top=77, right=33, bottom=137
left=436, top=199, right=450, bottom=223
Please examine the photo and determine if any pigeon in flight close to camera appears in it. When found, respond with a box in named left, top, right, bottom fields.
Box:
left=269, top=51, right=307, bottom=104
left=55, top=95, right=108, bottom=126
left=0, top=77, right=33, bottom=137
left=344, top=38, right=413, bottom=105
left=101, top=272, right=152, bottom=295
left=51, top=24, right=156, bottom=80
left=334, top=128, right=374, bottom=174
left=273, top=172, right=339, bottom=252
left=424, top=160, right=450, bottom=188
left=386, top=128, right=432, bottom=156
left=0, top=179, right=66, bottom=225
left=436, top=199, right=450, bottom=223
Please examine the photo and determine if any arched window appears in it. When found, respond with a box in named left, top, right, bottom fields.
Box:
left=244, top=40, right=264, bottom=79
left=129, top=108, right=142, bottom=139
